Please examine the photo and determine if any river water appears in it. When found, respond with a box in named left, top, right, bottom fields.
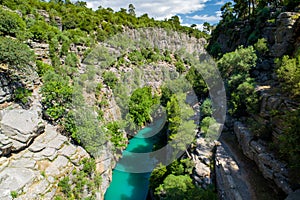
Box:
left=104, top=118, right=166, bottom=200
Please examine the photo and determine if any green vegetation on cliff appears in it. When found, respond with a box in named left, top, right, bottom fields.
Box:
left=150, top=160, right=217, bottom=200
left=208, top=0, right=300, bottom=190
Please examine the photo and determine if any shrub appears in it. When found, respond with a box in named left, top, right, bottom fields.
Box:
left=58, top=177, right=71, bottom=197
left=10, top=191, right=18, bottom=198
left=14, top=87, right=32, bottom=105
left=56, top=157, right=101, bottom=199
left=128, top=49, right=144, bottom=64
left=65, top=53, right=79, bottom=68
left=254, top=38, right=268, bottom=56
left=36, top=60, right=54, bottom=77
left=0, top=8, right=25, bottom=37
left=29, top=20, right=59, bottom=42
left=0, top=37, right=35, bottom=70
left=41, top=71, right=73, bottom=121
left=102, top=71, right=118, bottom=89
left=200, top=98, right=213, bottom=117
left=81, top=158, right=96, bottom=176
left=106, top=121, right=127, bottom=150
left=86, top=65, right=96, bottom=80
left=175, top=61, right=185, bottom=73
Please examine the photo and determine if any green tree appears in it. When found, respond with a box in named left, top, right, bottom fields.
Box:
left=185, top=66, right=208, bottom=98
left=218, top=45, right=257, bottom=79
left=200, top=98, right=213, bottom=117
left=220, top=2, right=235, bottom=23
left=149, top=163, right=168, bottom=189
left=129, top=87, right=158, bottom=126
left=203, top=22, right=211, bottom=34
left=166, top=95, right=181, bottom=134
left=155, top=174, right=194, bottom=199
left=276, top=53, right=300, bottom=97
left=254, top=38, right=269, bottom=56
left=128, top=4, right=135, bottom=16
left=278, top=108, right=300, bottom=185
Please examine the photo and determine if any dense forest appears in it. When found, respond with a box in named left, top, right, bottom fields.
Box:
left=0, top=0, right=299, bottom=199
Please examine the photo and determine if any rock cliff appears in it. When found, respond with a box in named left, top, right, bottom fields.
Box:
left=214, top=12, right=300, bottom=58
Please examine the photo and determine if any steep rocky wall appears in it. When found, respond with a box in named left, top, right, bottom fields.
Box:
left=269, top=12, right=300, bottom=57
left=215, top=145, right=244, bottom=200
left=234, top=121, right=292, bottom=194
left=123, top=27, right=207, bottom=55
left=215, top=12, right=300, bottom=57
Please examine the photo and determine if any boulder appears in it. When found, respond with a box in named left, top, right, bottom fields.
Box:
left=0, top=108, right=45, bottom=152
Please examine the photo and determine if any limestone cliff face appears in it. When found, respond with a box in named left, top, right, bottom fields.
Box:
left=215, top=12, right=300, bottom=57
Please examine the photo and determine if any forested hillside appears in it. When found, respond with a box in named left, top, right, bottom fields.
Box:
left=0, top=0, right=214, bottom=199
left=0, top=0, right=299, bottom=199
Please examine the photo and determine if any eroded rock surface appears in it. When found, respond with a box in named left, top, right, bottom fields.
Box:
left=0, top=124, right=89, bottom=200
left=234, top=121, right=293, bottom=194
left=0, top=88, right=45, bottom=155
left=215, top=145, right=244, bottom=200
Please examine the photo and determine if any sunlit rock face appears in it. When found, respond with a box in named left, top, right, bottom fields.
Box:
left=0, top=124, right=90, bottom=200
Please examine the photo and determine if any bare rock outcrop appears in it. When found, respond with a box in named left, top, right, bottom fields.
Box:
left=0, top=73, right=13, bottom=104
left=270, top=12, right=300, bottom=57
left=0, top=87, right=45, bottom=155
left=0, top=124, right=90, bottom=200
left=215, top=145, right=244, bottom=200
left=234, top=121, right=293, bottom=194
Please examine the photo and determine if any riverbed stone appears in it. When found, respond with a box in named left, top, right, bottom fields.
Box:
left=195, top=160, right=210, bottom=177
left=215, top=144, right=246, bottom=200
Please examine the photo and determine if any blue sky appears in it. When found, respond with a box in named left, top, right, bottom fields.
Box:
left=77, top=0, right=231, bottom=30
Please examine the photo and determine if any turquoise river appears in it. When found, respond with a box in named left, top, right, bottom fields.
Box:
left=104, top=117, right=166, bottom=200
